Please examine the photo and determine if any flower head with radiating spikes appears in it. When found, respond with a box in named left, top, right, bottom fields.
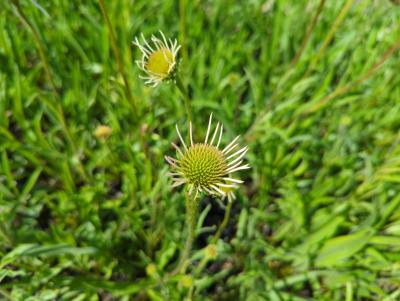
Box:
left=133, top=31, right=181, bottom=87
left=165, top=114, right=250, bottom=198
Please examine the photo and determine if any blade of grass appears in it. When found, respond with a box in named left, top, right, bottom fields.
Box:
left=98, top=0, right=138, bottom=117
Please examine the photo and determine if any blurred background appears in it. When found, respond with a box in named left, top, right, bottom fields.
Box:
left=1, top=0, right=400, bottom=300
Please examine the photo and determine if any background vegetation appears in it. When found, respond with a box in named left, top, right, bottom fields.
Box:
left=1, top=0, right=400, bottom=300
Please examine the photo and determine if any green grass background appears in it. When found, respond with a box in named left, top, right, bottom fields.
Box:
left=1, top=0, right=400, bottom=300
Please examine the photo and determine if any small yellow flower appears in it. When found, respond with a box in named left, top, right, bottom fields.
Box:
left=133, top=31, right=180, bottom=87
left=205, top=244, right=218, bottom=259
left=94, top=125, right=112, bottom=140
left=179, top=275, right=193, bottom=288
left=219, top=181, right=238, bottom=202
left=165, top=114, right=250, bottom=198
left=145, top=263, right=157, bottom=277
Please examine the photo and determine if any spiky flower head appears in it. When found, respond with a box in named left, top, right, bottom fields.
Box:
left=133, top=31, right=181, bottom=87
left=165, top=114, right=250, bottom=198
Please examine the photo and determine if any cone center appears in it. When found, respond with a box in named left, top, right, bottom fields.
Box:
left=146, top=48, right=173, bottom=77
left=180, top=144, right=227, bottom=187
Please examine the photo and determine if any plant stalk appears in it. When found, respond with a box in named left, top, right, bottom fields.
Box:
left=193, top=199, right=233, bottom=277
left=179, top=0, right=188, bottom=68
left=172, top=189, right=198, bottom=275
left=176, top=74, right=192, bottom=122
left=290, top=0, right=326, bottom=67
left=98, top=0, right=138, bottom=116
left=305, top=0, right=355, bottom=76
left=211, top=199, right=233, bottom=244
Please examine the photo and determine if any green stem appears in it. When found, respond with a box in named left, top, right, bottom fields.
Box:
left=194, top=199, right=233, bottom=277
left=305, top=0, right=355, bottom=77
left=172, top=189, right=198, bottom=275
left=98, top=0, right=138, bottom=117
left=290, top=0, right=326, bottom=67
left=211, top=199, right=233, bottom=244
left=179, top=0, right=188, bottom=68
left=175, top=74, right=192, bottom=122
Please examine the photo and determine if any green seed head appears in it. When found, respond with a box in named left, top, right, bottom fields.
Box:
left=166, top=114, right=250, bottom=197
left=180, top=144, right=227, bottom=187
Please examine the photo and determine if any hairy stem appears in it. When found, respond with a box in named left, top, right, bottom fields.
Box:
left=172, top=189, right=198, bottom=275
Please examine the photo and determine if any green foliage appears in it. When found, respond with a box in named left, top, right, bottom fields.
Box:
left=1, top=0, right=400, bottom=300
